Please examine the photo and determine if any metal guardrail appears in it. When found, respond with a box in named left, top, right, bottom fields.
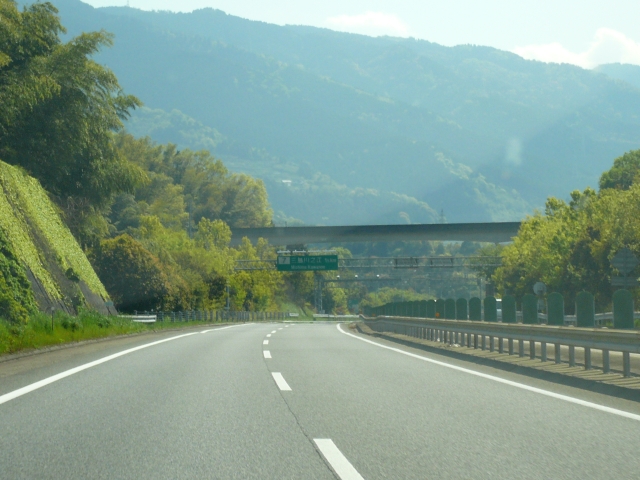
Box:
left=363, top=316, right=640, bottom=377
left=118, top=315, right=157, bottom=323
left=119, top=311, right=289, bottom=324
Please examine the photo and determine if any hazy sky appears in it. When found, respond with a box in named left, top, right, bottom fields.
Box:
left=82, top=0, right=640, bottom=68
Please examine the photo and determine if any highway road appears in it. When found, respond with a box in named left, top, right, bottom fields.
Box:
left=1, top=322, right=639, bottom=479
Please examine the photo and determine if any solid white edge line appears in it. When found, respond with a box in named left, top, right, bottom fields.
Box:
left=263, top=350, right=272, bottom=359
left=0, top=324, right=249, bottom=406
left=272, top=372, right=291, bottom=391
left=336, top=324, right=640, bottom=422
left=314, top=439, right=364, bottom=480
left=263, top=340, right=269, bottom=345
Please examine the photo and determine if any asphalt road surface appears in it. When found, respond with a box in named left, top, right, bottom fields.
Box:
left=1, top=322, right=639, bottom=479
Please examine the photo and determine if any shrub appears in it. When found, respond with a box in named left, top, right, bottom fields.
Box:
left=90, top=234, right=172, bottom=312
left=60, top=316, right=82, bottom=332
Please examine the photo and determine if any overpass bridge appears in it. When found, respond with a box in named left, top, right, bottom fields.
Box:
left=230, top=222, right=521, bottom=247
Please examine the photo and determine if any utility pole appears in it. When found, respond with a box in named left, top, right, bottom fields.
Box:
left=314, top=273, right=323, bottom=314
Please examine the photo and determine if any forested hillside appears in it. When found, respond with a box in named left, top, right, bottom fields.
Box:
left=0, top=0, right=287, bottom=317
left=29, top=0, right=640, bottom=225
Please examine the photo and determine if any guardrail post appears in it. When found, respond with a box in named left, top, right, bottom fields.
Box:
left=602, top=350, right=610, bottom=373
left=569, top=346, right=576, bottom=366
left=584, top=348, right=591, bottom=369
left=498, top=337, right=504, bottom=353
left=623, top=352, right=631, bottom=377
left=518, top=340, right=524, bottom=357
left=529, top=340, right=535, bottom=359
left=541, top=342, right=547, bottom=362
left=473, top=333, right=478, bottom=349
left=481, top=335, right=486, bottom=350
left=554, top=343, right=561, bottom=363
left=508, top=338, right=514, bottom=355
left=489, top=336, right=495, bottom=352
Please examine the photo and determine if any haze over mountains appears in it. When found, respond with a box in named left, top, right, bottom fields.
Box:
left=31, top=0, right=640, bottom=226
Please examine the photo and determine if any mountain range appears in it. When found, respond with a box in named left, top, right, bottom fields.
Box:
left=24, top=0, right=640, bottom=226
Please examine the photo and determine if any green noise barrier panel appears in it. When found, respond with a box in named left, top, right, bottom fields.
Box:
left=546, top=292, right=564, bottom=326
left=613, top=289, right=634, bottom=329
left=522, top=294, right=539, bottom=324
left=435, top=299, right=445, bottom=319
left=484, top=296, right=497, bottom=322
left=444, top=298, right=456, bottom=319
left=502, top=295, right=517, bottom=323
left=576, top=291, right=595, bottom=328
left=412, top=300, right=421, bottom=317
left=469, top=297, right=482, bottom=321
left=426, top=300, right=436, bottom=318
left=455, top=298, right=468, bottom=320
left=419, top=300, right=427, bottom=318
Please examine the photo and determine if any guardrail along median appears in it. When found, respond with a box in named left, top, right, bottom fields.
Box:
left=363, top=291, right=640, bottom=378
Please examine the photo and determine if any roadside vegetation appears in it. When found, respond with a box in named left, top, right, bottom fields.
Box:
left=0, top=309, right=144, bottom=355
left=492, top=149, right=640, bottom=312
left=0, top=308, right=258, bottom=355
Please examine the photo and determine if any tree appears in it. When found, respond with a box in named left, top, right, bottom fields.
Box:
left=112, top=133, right=272, bottom=230
left=90, top=235, right=172, bottom=312
left=599, top=149, right=640, bottom=191
left=0, top=1, right=144, bottom=244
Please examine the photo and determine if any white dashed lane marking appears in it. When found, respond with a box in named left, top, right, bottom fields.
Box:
left=263, top=340, right=269, bottom=345
left=314, top=439, right=364, bottom=480
left=271, top=372, right=291, bottom=391
left=263, top=351, right=271, bottom=359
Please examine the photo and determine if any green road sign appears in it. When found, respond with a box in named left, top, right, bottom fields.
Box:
left=276, top=255, right=338, bottom=271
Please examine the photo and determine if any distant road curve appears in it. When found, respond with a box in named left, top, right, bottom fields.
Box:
left=230, top=222, right=522, bottom=246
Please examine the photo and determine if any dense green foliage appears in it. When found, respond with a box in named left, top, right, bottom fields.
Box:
left=0, top=0, right=143, bottom=244
left=359, top=288, right=432, bottom=309
left=90, top=235, right=172, bottom=312
left=598, top=150, right=640, bottom=191
left=494, top=149, right=640, bottom=311
left=41, top=0, right=640, bottom=225
left=110, top=133, right=272, bottom=231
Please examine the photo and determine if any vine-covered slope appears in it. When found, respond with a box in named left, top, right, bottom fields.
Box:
left=0, top=161, right=110, bottom=313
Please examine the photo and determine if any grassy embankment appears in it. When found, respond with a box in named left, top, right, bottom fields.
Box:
left=0, top=310, right=247, bottom=356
